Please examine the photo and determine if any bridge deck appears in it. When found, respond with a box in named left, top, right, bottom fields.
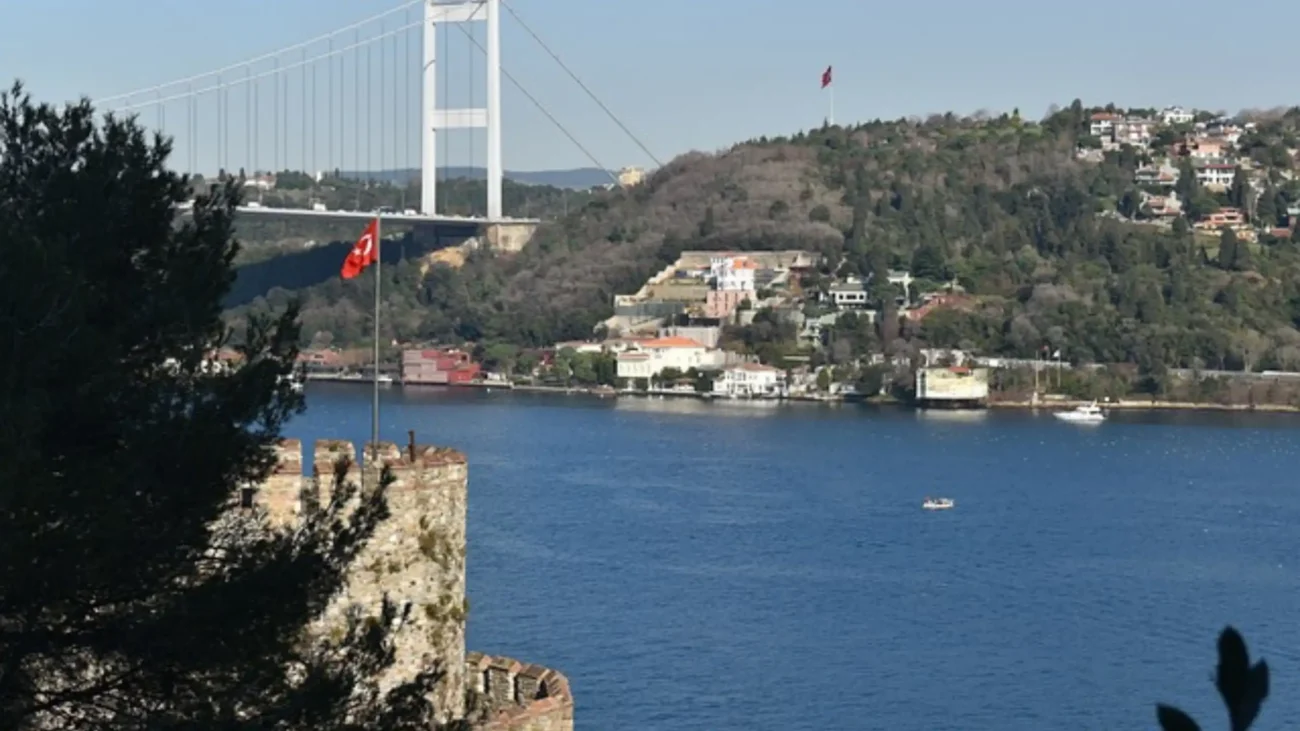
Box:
left=180, top=204, right=539, bottom=226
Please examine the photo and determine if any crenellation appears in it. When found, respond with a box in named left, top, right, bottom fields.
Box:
left=312, top=438, right=358, bottom=509
left=515, top=664, right=547, bottom=702
left=271, top=438, right=304, bottom=473
left=258, top=438, right=307, bottom=526
left=469, top=654, right=573, bottom=731
left=244, top=436, right=568, bottom=729
left=485, top=657, right=522, bottom=707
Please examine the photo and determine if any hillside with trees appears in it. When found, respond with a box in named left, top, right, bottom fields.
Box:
left=230, top=101, right=1300, bottom=376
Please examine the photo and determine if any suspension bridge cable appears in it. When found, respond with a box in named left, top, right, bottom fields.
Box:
left=245, top=67, right=251, bottom=172
left=501, top=0, right=661, bottom=168
left=452, top=24, right=617, bottom=183
left=302, top=48, right=308, bottom=174
left=253, top=74, right=260, bottom=173
left=222, top=78, right=230, bottom=173
left=367, top=36, right=374, bottom=181
left=311, top=49, right=317, bottom=176
left=468, top=13, right=476, bottom=185
left=403, top=9, right=411, bottom=186
left=354, top=29, right=361, bottom=184
left=338, top=45, right=345, bottom=174
left=93, top=0, right=424, bottom=105
left=282, top=69, right=289, bottom=173
left=327, top=38, right=334, bottom=174
left=108, top=22, right=419, bottom=111
left=439, top=21, right=448, bottom=212
left=218, top=77, right=224, bottom=173
left=392, top=21, right=399, bottom=178
left=273, top=58, right=280, bottom=173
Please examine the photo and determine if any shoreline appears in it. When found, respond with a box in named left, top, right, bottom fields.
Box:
left=988, top=399, right=1300, bottom=414
left=334, top=380, right=1300, bottom=414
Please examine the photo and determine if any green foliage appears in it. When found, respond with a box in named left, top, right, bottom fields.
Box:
left=0, top=83, right=458, bottom=729
left=1156, top=626, right=1268, bottom=731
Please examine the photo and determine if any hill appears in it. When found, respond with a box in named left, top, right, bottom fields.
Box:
left=230, top=101, right=1300, bottom=377
left=337, top=166, right=615, bottom=189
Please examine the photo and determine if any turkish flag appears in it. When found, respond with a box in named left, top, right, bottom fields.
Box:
left=821, top=65, right=832, bottom=89
left=341, top=218, right=380, bottom=279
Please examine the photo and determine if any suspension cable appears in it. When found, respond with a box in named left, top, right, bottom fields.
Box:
left=453, top=24, right=617, bottom=184
left=93, top=0, right=424, bottom=105
left=501, top=0, right=661, bottom=167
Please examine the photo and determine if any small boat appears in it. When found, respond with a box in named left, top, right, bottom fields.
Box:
left=922, top=497, right=955, bottom=510
left=1054, top=401, right=1105, bottom=424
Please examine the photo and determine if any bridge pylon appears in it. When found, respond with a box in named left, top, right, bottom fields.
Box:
left=422, top=0, right=503, bottom=221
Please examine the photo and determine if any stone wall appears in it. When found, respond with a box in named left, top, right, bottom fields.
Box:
left=253, top=437, right=467, bottom=724
left=249, top=437, right=571, bottom=729
left=466, top=653, right=574, bottom=731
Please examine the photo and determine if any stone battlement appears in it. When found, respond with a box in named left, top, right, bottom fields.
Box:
left=250, top=436, right=469, bottom=724
left=246, top=437, right=570, bottom=728
left=466, top=653, right=574, bottom=731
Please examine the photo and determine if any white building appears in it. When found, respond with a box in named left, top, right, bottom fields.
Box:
left=1195, top=163, right=1236, bottom=189
left=615, top=336, right=722, bottom=380
left=713, top=363, right=782, bottom=397
left=242, top=173, right=276, bottom=190
left=1113, top=120, right=1153, bottom=146
left=1088, top=112, right=1122, bottom=138
left=1161, top=106, right=1195, bottom=125
left=709, top=256, right=757, bottom=292
left=827, top=278, right=868, bottom=308
left=915, top=367, right=990, bottom=403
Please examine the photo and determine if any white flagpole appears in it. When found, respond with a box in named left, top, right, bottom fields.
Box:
left=829, top=81, right=835, bottom=127
left=371, top=217, right=381, bottom=458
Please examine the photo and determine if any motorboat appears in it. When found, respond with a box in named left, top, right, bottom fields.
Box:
left=1054, top=401, right=1106, bottom=423
left=922, top=497, right=955, bottom=511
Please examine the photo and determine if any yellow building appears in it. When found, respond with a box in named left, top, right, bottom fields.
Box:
left=617, top=166, right=646, bottom=187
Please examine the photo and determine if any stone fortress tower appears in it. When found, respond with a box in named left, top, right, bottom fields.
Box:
left=251, top=435, right=573, bottom=730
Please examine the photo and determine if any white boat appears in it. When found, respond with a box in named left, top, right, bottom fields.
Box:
left=1054, top=401, right=1105, bottom=423
left=922, top=497, right=955, bottom=511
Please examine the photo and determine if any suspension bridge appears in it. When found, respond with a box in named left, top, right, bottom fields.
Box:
left=91, top=0, right=658, bottom=251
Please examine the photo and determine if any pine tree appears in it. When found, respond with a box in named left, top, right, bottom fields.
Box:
left=0, top=83, right=455, bottom=730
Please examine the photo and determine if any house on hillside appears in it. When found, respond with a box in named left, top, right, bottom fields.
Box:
left=713, top=363, right=783, bottom=398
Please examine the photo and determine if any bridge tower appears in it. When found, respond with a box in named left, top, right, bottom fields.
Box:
left=422, top=0, right=503, bottom=221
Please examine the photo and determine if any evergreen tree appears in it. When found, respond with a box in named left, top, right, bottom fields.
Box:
left=1256, top=184, right=1279, bottom=227
left=1218, top=227, right=1241, bottom=270
left=0, top=83, right=453, bottom=730
left=1227, top=166, right=1249, bottom=209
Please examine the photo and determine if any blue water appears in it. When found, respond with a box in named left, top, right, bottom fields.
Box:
left=290, top=385, right=1300, bottom=730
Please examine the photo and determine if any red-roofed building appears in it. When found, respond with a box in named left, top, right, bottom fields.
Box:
left=402, top=348, right=481, bottom=385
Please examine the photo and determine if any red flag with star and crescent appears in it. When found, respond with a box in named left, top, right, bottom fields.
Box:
left=821, top=65, right=833, bottom=89
left=341, top=218, right=379, bottom=279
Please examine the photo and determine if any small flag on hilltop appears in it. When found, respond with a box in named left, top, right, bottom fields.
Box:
left=821, top=66, right=835, bottom=126
left=341, top=218, right=380, bottom=280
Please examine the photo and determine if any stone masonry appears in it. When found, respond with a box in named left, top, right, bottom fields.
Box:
left=250, top=436, right=571, bottom=730
left=466, top=653, right=574, bottom=731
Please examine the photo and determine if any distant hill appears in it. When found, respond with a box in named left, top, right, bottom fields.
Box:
left=339, top=166, right=614, bottom=189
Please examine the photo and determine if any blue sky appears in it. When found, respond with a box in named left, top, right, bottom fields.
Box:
left=0, top=0, right=1294, bottom=174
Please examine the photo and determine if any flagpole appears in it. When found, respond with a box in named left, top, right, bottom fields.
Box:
left=829, top=82, right=835, bottom=127
left=371, top=216, right=381, bottom=461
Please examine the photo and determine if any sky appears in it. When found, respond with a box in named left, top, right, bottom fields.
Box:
left=1, top=0, right=1295, bottom=175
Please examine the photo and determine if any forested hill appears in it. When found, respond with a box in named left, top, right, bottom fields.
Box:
left=231, top=102, right=1300, bottom=372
